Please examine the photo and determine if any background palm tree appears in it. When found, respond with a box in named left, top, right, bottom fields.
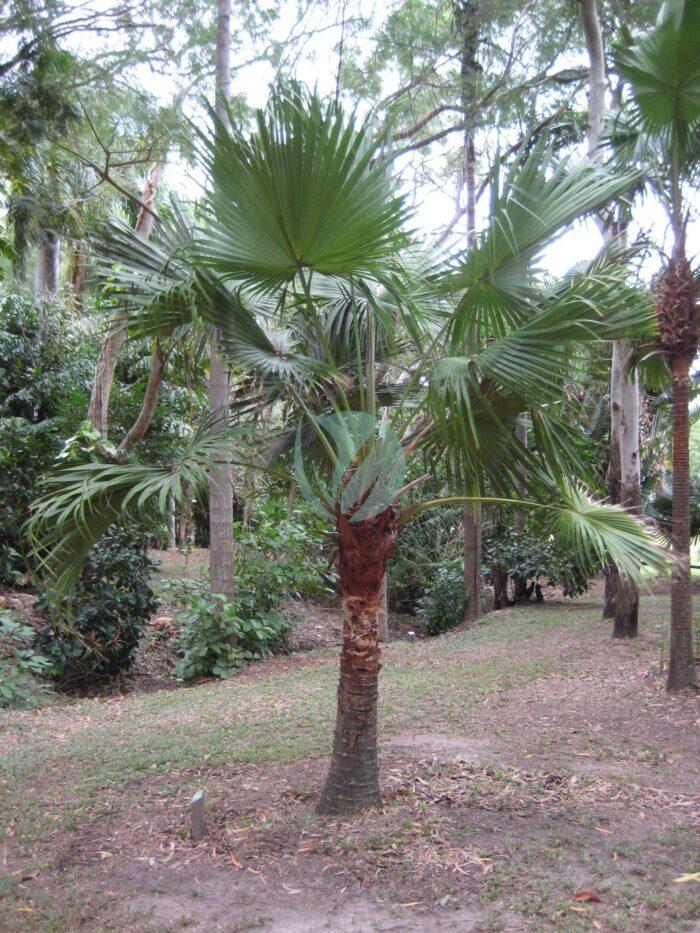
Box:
left=617, top=0, right=700, bottom=690
left=29, top=89, right=667, bottom=815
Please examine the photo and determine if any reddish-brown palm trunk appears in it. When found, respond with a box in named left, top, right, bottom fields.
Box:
left=318, top=508, right=397, bottom=815
left=668, top=354, right=697, bottom=689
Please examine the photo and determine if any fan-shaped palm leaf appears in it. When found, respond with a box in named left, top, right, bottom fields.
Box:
left=195, top=88, right=410, bottom=293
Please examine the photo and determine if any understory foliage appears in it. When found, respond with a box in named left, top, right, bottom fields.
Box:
left=168, top=584, right=289, bottom=680
left=0, top=611, right=52, bottom=708
left=0, top=293, right=94, bottom=584
left=485, top=528, right=592, bottom=599
left=417, top=564, right=468, bottom=636
left=35, top=526, right=159, bottom=688
left=233, top=499, right=334, bottom=604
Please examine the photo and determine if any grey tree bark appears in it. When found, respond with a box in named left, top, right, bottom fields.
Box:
left=34, top=231, right=59, bottom=297
left=167, top=490, right=177, bottom=551
left=208, top=0, right=236, bottom=604
left=578, top=0, right=641, bottom=635
left=455, top=0, right=482, bottom=620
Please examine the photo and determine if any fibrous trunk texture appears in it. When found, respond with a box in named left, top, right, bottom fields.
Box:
left=318, top=509, right=397, bottom=816
left=667, top=354, right=697, bottom=689
left=655, top=251, right=698, bottom=688
left=378, top=573, right=389, bottom=642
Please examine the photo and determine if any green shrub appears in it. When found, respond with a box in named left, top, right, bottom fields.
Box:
left=388, top=507, right=463, bottom=612
left=0, top=611, right=52, bottom=708
left=485, top=529, right=591, bottom=599
left=35, top=526, right=159, bottom=688
left=0, top=293, right=94, bottom=585
left=171, top=589, right=288, bottom=681
left=233, top=501, right=334, bottom=603
left=417, top=564, right=468, bottom=637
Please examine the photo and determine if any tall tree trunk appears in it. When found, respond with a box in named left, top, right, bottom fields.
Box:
left=208, top=0, right=235, bottom=604
left=668, top=353, right=697, bottom=689
left=612, top=339, right=640, bottom=637
left=68, top=240, right=88, bottom=311
left=87, top=164, right=160, bottom=437
left=512, top=413, right=529, bottom=602
left=455, top=0, right=482, bottom=620
left=318, top=508, right=397, bottom=815
left=167, top=490, right=177, bottom=551
left=34, top=231, right=59, bottom=296
left=579, top=0, right=641, bottom=631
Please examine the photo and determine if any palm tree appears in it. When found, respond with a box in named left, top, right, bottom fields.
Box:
left=616, top=0, right=700, bottom=690
left=29, top=89, right=667, bottom=815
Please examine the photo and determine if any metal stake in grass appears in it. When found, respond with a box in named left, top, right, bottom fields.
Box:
left=191, top=790, right=205, bottom=841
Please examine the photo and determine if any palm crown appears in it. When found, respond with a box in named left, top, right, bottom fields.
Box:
left=29, top=87, right=666, bottom=593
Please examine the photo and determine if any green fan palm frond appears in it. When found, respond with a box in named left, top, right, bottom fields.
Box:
left=617, top=0, right=700, bottom=159
left=195, top=87, right=410, bottom=293
left=442, top=143, right=643, bottom=345
left=401, top=481, right=669, bottom=584
left=27, top=419, right=250, bottom=595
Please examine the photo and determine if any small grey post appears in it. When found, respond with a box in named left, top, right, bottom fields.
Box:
left=191, top=790, right=205, bottom=841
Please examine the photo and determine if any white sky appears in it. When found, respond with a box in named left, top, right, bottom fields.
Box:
left=36, top=0, right=700, bottom=279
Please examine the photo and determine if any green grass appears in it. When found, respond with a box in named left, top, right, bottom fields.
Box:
left=1, top=592, right=697, bottom=931
left=0, top=603, right=609, bottom=831
left=0, top=602, right=670, bottom=785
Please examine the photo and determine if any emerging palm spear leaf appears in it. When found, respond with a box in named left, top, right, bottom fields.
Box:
left=29, top=88, right=668, bottom=815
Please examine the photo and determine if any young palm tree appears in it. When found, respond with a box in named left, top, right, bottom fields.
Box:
left=616, top=0, right=700, bottom=689
left=29, top=90, right=667, bottom=815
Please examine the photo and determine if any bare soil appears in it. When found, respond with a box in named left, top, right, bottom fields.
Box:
left=1, top=585, right=698, bottom=931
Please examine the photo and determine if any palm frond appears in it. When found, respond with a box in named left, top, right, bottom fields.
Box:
left=27, top=419, right=246, bottom=595
left=443, top=141, right=643, bottom=345
left=195, top=87, right=410, bottom=293
left=400, top=482, right=669, bottom=583
left=617, top=0, right=700, bottom=161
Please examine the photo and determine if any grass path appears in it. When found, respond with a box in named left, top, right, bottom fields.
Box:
left=1, top=591, right=698, bottom=931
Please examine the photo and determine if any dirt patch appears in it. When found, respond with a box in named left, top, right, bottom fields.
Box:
left=2, top=587, right=699, bottom=931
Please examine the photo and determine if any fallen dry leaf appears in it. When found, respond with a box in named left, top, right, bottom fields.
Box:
left=574, top=891, right=602, bottom=903
left=673, top=872, right=700, bottom=884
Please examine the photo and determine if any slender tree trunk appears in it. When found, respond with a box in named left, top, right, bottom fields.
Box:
left=68, top=240, right=88, bottom=310
left=87, top=164, right=160, bottom=437
left=117, top=341, right=167, bottom=453
left=612, top=339, right=640, bottom=636
left=167, top=490, right=177, bottom=550
left=455, top=0, right=482, bottom=620
left=579, top=0, right=641, bottom=630
left=178, top=480, right=192, bottom=548
left=668, top=354, right=697, bottom=689
left=34, top=231, right=59, bottom=296
left=512, top=413, right=529, bottom=602
left=318, top=508, right=397, bottom=815
left=208, top=0, right=236, bottom=604
left=578, top=0, right=606, bottom=155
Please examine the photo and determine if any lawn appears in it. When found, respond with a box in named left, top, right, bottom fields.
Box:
left=1, top=589, right=698, bottom=931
